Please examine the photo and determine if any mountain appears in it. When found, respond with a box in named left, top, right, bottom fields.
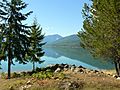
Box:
left=43, top=34, right=63, bottom=44
left=45, top=34, right=80, bottom=47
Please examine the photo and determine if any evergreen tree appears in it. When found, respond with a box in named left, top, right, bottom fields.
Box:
left=27, top=18, right=45, bottom=71
left=0, top=0, right=33, bottom=79
left=78, top=0, right=120, bottom=76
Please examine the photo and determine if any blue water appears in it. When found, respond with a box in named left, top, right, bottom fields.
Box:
left=0, top=47, right=114, bottom=72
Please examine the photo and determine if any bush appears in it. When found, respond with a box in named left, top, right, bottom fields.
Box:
left=1, top=72, right=6, bottom=79
left=32, top=71, right=54, bottom=79
left=54, top=72, right=65, bottom=79
left=12, top=72, right=21, bottom=78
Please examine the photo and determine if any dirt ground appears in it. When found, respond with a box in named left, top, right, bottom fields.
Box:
left=0, top=70, right=120, bottom=90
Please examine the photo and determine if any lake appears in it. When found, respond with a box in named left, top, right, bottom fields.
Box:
left=0, top=47, right=114, bottom=72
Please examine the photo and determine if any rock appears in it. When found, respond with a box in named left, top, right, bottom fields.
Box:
left=19, top=86, right=24, bottom=90
left=58, top=81, right=80, bottom=90
left=117, top=77, right=120, bottom=80
left=20, top=85, right=32, bottom=90
left=70, top=65, right=76, bottom=71
left=74, top=68, right=80, bottom=73
left=107, top=74, right=111, bottom=76
left=72, top=64, right=76, bottom=67
left=94, top=70, right=99, bottom=73
left=70, top=81, right=80, bottom=88
left=64, top=68, right=68, bottom=71
left=27, top=80, right=31, bottom=85
left=55, top=68, right=61, bottom=73
left=70, top=67, right=75, bottom=72
left=79, top=69, right=84, bottom=73
left=78, top=65, right=83, bottom=68
left=59, top=63, right=64, bottom=68
left=47, top=64, right=55, bottom=67
left=64, top=64, right=69, bottom=68
left=27, top=85, right=32, bottom=88
left=113, top=75, right=118, bottom=78
left=85, top=69, right=90, bottom=73
left=9, top=86, right=14, bottom=90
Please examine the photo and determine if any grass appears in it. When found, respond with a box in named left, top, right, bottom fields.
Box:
left=0, top=68, right=120, bottom=90
left=0, top=78, right=26, bottom=90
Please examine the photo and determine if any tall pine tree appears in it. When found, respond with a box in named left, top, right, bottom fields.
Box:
left=27, top=18, right=45, bottom=71
left=78, top=0, right=120, bottom=76
left=0, top=0, right=33, bottom=79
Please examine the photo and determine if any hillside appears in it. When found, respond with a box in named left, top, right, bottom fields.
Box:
left=43, top=34, right=62, bottom=44
left=45, top=34, right=80, bottom=47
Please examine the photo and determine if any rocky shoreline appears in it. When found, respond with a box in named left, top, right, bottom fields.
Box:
left=35, top=64, right=116, bottom=78
left=18, top=64, right=119, bottom=90
left=1, top=64, right=120, bottom=90
left=0, top=64, right=117, bottom=79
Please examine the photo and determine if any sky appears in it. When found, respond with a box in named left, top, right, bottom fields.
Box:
left=25, top=0, right=90, bottom=36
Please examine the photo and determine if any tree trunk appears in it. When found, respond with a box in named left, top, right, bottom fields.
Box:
left=114, top=60, right=120, bottom=77
left=8, top=45, right=11, bottom=79
left=118, top=62, right=120, bottom=77
left=33, top=62, right=35, bottom=71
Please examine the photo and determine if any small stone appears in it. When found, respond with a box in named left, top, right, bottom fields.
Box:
left=113, top=75, right=117, bottom=78
left=27, top=80, right=31, bottom=85
left=27, top=85, right=32, bottom=88
left=55, top=68, right=61, bottom=73
left=117, top=77, right=120, bottom=80
left=70, top=65, right=76, bottom=71
left=9, top=86, right=14, bottom=90
left=64, top=68, right=68, bottom=71
left=74, top=68, right=80, bottom=73
left=68, top=82, right=72, bottom=86
left=80, top=72, right=84, bottom=74
left=94, top=70, right=99, bottom=73
left=64, top=64, right=69, bottom=68
left=19, top=86, right=24, bottom=90
left=79, top=69, right=84, bottom=72
left=85, top=69, right=90, bottom=73
left=71, top=67, right=75, bottom=71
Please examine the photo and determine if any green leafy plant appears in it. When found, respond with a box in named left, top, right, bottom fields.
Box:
left=32, top=71, right=54, bottom=79
left=11, top=72, right=21, bottom=78
left=1, top=72, right=6, bottom=79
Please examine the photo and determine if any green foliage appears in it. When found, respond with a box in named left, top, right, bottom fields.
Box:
left=78, top=0, right=120, bottom=60
left=0, top=0, right=32, bottom=79
left=26, top=17, right=45, bottom=71
left=0, top=72, right=6, bottom=79
left=54, top=72, right=65, bottom=79
left=0, top=0, right=32, bottom=62
left=78, top=0, right=120, bottom=76
left=32, top=70, right=65, bottom=80
left=32, top=71, right=54, bottom=79
left=11, top=72, right=21, bottom=78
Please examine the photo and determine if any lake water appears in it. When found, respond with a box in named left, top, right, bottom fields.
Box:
left=0, top=47, right=114, bottom=72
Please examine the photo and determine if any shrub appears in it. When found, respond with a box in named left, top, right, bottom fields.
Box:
left=32, top=71, right=54, bottom=79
